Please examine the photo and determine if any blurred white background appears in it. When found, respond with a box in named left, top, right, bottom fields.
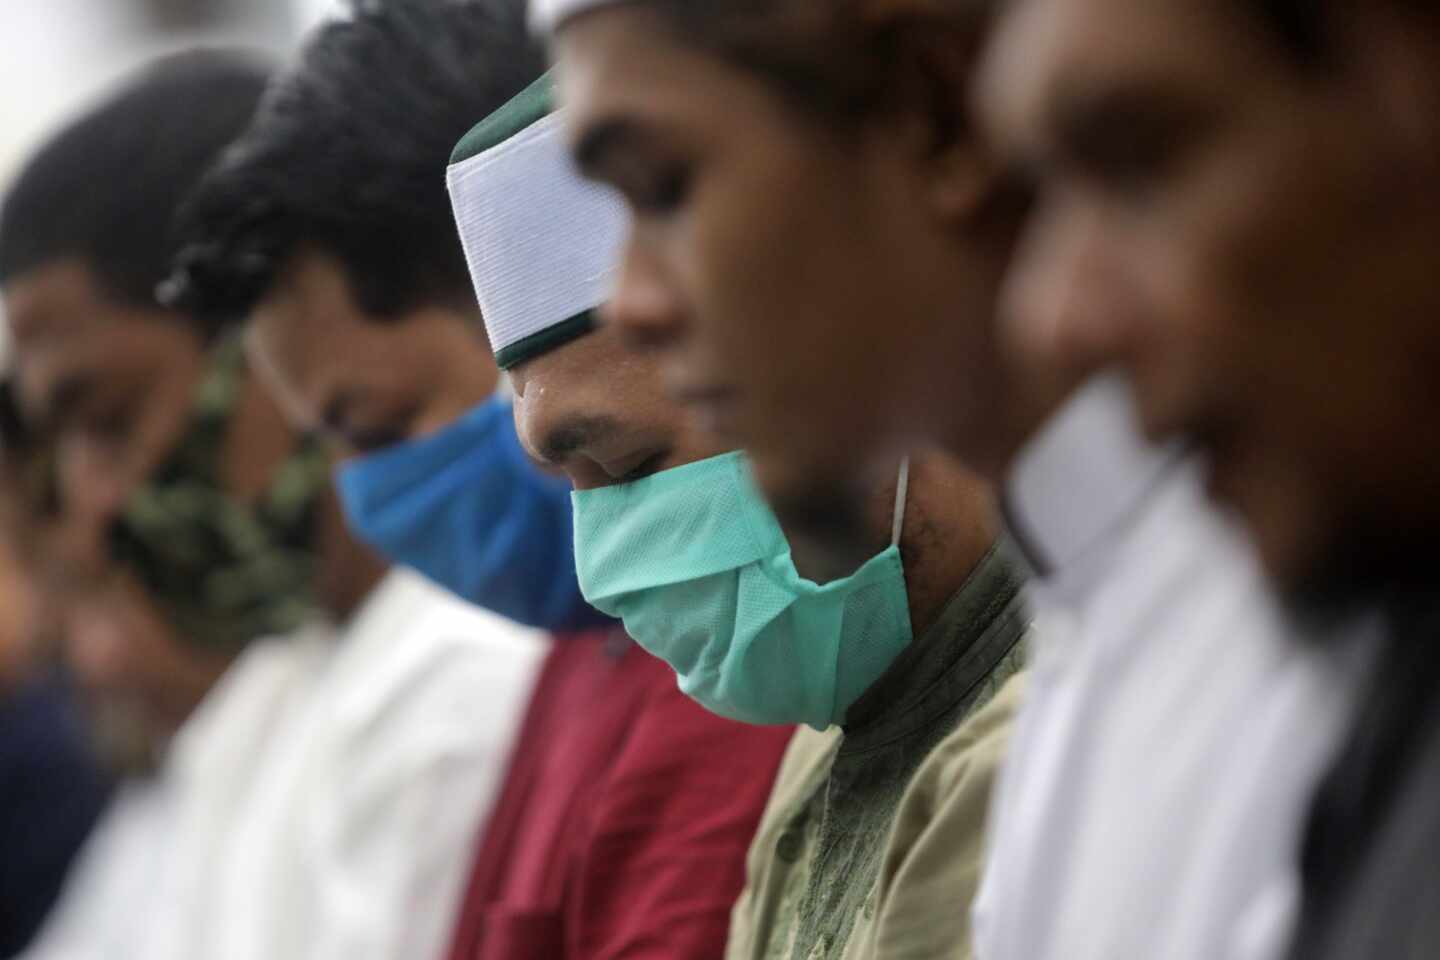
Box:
left=0, top=0, right=343, bottom=184
left=0, top=0, right=341, bottom=363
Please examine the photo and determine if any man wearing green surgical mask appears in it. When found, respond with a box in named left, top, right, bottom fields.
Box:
left=164, top=7, right=793, bottom=959
left=450, top=75, right=1029, bottom=960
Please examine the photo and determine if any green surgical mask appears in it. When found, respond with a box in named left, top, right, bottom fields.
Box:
left=108, top=335, right=330, bottom=651
left=573, top=451, right=912, bottom=731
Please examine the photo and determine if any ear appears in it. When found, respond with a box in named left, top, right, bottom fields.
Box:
left=878, top=13, right=1021, bottom=230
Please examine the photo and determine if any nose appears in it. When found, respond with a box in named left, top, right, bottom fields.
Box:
left=601, top=224, right=685, bottom=352
left=511, top=370, right=674, bottom=492
left=52, top=439, right=127, bottom=576
left=509, top=381, right=552, bottom=467
left=65, top=595, right=135, bottom=697
left=509, top=376, right=603, bottom=490
left=1001, top=199, right=1131, bottom=382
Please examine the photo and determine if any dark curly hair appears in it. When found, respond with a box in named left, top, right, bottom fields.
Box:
left=166, top=0, right=544, bottom=323
left=0, top=49, right=272, bottom=338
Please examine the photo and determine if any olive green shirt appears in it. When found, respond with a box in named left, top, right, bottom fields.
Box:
left=725, top=547, right=1028, bottom=960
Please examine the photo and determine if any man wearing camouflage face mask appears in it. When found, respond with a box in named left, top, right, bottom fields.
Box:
left=2, top=50, right=542, bottom=960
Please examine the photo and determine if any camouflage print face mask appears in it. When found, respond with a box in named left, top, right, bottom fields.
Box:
left=108, top=335, right=331, bottom=651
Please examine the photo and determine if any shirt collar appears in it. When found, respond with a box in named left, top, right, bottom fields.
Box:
left=842, top=543, right=1028, bottom=747
left=1003, top=374, right=1182, bottom=583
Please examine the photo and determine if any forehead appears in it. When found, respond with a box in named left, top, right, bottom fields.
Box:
left=513, top=321, right=663, bottom=399
left=249, top=252, right=378, bottom=385
left=980, top=0, right=1268, bottom=145
left=253, top=252, right=358, bottom=344
left=4, top=262, right=148, bottom=414
left=4, top=259, right=114, bottom=346
left=556, top=7, right=693, bottom=115
left=556, top=6, right=794, bottom=144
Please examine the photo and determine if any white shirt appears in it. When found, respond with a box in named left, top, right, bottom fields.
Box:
left=32, top=569, right=543, bottom=960
left=973, top=377, right=1373, bottom=960
left=26, top=627, right=325, bottom=960
left=20, top=781, right=173, bottom=960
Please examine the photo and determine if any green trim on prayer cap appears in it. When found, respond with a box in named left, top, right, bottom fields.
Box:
left=494, top=311, right=597, bottom=371
left=451, top=71, right=557, bottom=166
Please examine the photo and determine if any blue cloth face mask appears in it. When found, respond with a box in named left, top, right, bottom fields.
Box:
left=336, top=395, right=607, bottom=631
left=573, top=451, right=913, bottom=731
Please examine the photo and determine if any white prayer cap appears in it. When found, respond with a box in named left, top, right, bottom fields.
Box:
left=529, top=0, right=631, bottom=34
left=447, top=71, right=629, bottom=370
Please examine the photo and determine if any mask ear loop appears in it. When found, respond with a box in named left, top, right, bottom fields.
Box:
left=890, top=456, right=911, bottom=549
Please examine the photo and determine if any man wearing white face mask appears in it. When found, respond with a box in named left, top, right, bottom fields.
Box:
left=447, top=72, right=1030, bottom=960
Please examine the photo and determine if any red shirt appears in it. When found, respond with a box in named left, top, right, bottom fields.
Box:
left=445, top=628, right=792, bottom=960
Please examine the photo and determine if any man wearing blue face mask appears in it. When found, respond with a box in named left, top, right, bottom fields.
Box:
left=168, top=8, right=794, bottom=960
left=166, top=3, right=601, bottom=634
left=448, top=73, right=1030, bottom=960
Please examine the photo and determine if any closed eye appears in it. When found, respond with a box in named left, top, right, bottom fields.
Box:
left=1052, top=81, right=1217, bottom=198
left=575, top=115, right=692, bottom=217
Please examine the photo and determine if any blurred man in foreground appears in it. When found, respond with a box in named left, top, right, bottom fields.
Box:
left=166, top=9, right=792, bottom=958
left=537, top=3, right=1375, bottom=959
left=1, top=48, right=541, bottom=960
left=977, top=0, right=1440, bottom=955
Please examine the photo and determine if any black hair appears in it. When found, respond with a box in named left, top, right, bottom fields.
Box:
left=167, top=0, right=544, bottom=322
left=631, top=0, right=1028, bottom=235
left=629, top=1, right=997, bottom=128
left=1247, top=0, right=1440, bottom=64
left=1249, top=0, right=1331, bottom=61
left=0, top=48, right=272, bottom=336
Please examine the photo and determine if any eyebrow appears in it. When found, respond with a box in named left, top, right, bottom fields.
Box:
left=537, top=413, right=623, bottom=465
left=319, top=389, right=363, bottom=439
left=1046, top=66, right=1208, bottom=158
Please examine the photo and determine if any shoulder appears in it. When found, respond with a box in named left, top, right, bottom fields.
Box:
left=877, top=673, right=1027, bottom=851
left=324, top=583, right=545, bottom=749
left=746, top=726, right=839, bottom=851
left=927, top=672, right=1028, bottom=793
left=566, top=656, right=792, bottom=959
left=773, top=726, right=842, bottom=797
left=858, top=673, right=1028, bottom=959
left=288, top=605, right=541, bottom=812
left=618, top=657, right=796, bottom=784
left=890, top=674, right=1028, bottom=879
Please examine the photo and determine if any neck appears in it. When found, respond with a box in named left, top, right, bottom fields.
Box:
left=961, top=358, right=1079, bottom=488
left=786, top=450, right=999, bottom=631
left=891, top=451, right=999, bottom=634
left=315, top=487, right=388, bottom=623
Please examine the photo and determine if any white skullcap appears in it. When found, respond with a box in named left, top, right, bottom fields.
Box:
left=528, top=0, right=630, bottom=33
left=447, top=72, right=630, bottom=369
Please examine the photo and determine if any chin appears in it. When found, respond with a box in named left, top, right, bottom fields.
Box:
left=1212, top=450, right=1377, bottom=623
left=770, top=483, right=873, bottom=565
left=1273, top=516, right=1440, bottom=633
left=753, top=457, right=874, bottom=567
